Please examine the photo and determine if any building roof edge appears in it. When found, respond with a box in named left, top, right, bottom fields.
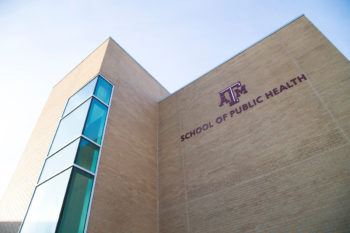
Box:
left=159, top=14, right=306, bottom=102
left=106, top=37, right=170, bottom=94
left=53, top=38, right=111, bottom=88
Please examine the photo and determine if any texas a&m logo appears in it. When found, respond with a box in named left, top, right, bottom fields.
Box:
left=218, top=81, right=247, bottom=107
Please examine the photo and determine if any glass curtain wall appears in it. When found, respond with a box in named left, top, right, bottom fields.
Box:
left=19, top=75, right=113, bottom=233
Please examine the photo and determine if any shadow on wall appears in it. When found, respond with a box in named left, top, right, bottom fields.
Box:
left=0, top=222, right=21, bottom=233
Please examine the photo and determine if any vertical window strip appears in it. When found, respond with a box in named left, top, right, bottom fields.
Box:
left=82, top=79, right=114, bottom=233
left=19, top=75, right=114, bottom=233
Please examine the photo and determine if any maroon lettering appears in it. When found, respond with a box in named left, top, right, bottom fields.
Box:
left=279, top=84, right=288, bottom=93
left=234, top=84, right=247, bottom=97
left=290, top=78, right=297, bottom=85
left=297, top=74, right=307, bottom=82
left=202, top=124, right=209, bottom=130
left=248, top=101, right=254, bottom=108
left=286, top=81, right=293, bottom=88
left=235, top=106, right=242, bottom=114
left=265, top=90, right=273, bottom=99
left=218, top=89, right=234, bottom=107
left=219, top=81, right=248, bottom=107
left=216, top=116, right=223, bottom=124
left=242, top=104, right=248, bottom=111
left=189, top=129, right=195, bottom=137
left=180, top=135, right=185, bottom=142
left=181, top=74, right=307, bottom=142
left=257, top=96, right=263, bottom=103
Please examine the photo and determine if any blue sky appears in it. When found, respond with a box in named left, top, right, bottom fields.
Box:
left=0, top=0, right=349, bottom=198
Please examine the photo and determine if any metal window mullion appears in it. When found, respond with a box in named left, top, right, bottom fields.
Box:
left=39, top=135, right=100, bottom=185
left=36, top=165, right=74, bottom=187
left=61, top=96, right=94, bottom=122
left=61, top=96, right=92, bottom=119
left=61, top=77, right=99, bottom=118
left=97, top=74, right=114, bottom=87
left=80, top=134, right=101, bottom=147
left=72, top=164, right=95, bottom=177
left=46, top=136, right=81, bottom=160
left=92, top=94, right=109, bottom=107
left=46, top=132, right=101, bottom=163
left=78, top=97, right=95, bottom=142
left=46, top=97, right=93, bottom=160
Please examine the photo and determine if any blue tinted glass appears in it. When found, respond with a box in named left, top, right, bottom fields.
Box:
left=20, top=168, right=72, bottom=233
left=39, top=139, right=80, bottom=183
left=94, top=76, right=112, bottom=105
left=56, top=168, right=94, bottom=233
left=49, top=99, right=91, bottom=155
left=75, top=138, right=100, bottom=173
left=63, top=78, right=97, bottom=117
left=82, top=98, right=108, bottom=144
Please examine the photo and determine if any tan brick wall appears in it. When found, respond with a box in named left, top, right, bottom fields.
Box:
left=86, top=39, right=168, bottom=233
left=158, top=16, right=350, bottom=233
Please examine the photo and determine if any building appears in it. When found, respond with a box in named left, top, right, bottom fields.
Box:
left=0, top=15, right=349, bottom=233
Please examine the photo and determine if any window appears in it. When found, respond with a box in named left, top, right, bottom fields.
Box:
left=20, top=168, right=72, bottom=233
left=63, top=79, right=97, bottom=117
left=49, top=99, right=91, bottom=155
left=82, top=98, right=108, bottom=144
left=39, top=139, right=80, bottom=183
left=74, top=138, right=100, bottom=173
left=39, top=137, right=100, bottom=183
left=20, top=75, right=113, bottom=233
left=94, top=76, right=113, bottom=105
left=56, top=168, right=94, bottom=233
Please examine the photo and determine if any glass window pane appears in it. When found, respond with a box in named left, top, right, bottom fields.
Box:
left=94, top=76, right=113, bottom=105
left=49, top=99, right=91, bottom=155
left=20, top=168, right=72, bottom=233
left=63, top=78, right=97, bottom=117
left=39, top=139, right=80, bottom=183
left=75, top=138, right=100, bottom=173
left=56, top=168, right=94, bottom=233
left=82, top=98, right=108, bottom=144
